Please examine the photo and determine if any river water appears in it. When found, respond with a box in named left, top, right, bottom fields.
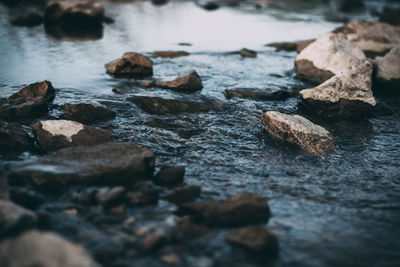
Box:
left=0, top=0, right=400, bottom=266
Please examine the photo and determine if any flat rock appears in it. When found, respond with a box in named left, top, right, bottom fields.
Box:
left=0, top=121, right=33, bottom=155
left=226, top=225, right=278, bottom=256
left=261, top=111, right=335, bottom=155
left=300, top=61, right=376, bottom=118
left=153, top=166, right=185, bottom=186
left=176, top=192, right=270, bottom=226
left=0, top=199, right=37, bottom=237
left=128, top=187, right=159, bottom=206
left=155, top=70, right=203, bottom=93
left=375, top=46, right=400, bottom=88
left=333, top=21, right=400, bottom=54
left=294, top=32, right=366, bottom=84
left=164, top=185, right=201, bottom=205
left=236, top=48, right=257, bottom=58
left=105, top=52, right=153, bottom=78
left=224, top=88, right=294, bottom=101
left=152, top=51, right=189, bottom=58
left=266, top=39, right=315, bottom=53
left=0, top=81, right=55, bottom=121
left=32, top=120, right=112, bottom=151
left=63, top=103, right=116, bottom=123
left=5, top=142, right=155, bottom=186
left=0, top=231, right=100, bottom=267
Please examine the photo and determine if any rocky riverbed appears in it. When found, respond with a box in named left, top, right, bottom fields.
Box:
left=0, top=0, right=400, bottom=267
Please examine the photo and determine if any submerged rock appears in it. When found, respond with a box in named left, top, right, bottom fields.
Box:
left=0, top=121, right=33, bottom=155
left=224, top=88, right=294, bottom=101
left=96, top=186, right=125, bottom=207
left=300, top=61, right=376, bottom=118
left=330, top=0, right=364, bottom=12
left=226, top=225, right=279, bottom=256
left=105, top=52, right=153, bottom=78
left=375, top=46, right=400, bottom=89
left=164, top=185, right=201, bottom=205
left=152, top=51, right=189, bottom=58
left=236, top=48, right=257, bottom=58
left=63, top=103, right=116, bottom=123
left=0, top=199, right=37, bottom=237
left=6, top=142, right=155, bottom=186
left=0, top=81, right=55, bottom=121
left=0, top=231, right=100, bottom=267
left=261, top=111, right=335, bottom=155
left=197, top=0, right=220, bottom=10
left=32, top=120, right=112, bottom=151
left=153, top=166, right=185, bottom=186
left=266, top=39, right=315, bottom=53
left=155, top=70, right=203, bottom=93
left=294, top=32, right=366, bottom=84
left=176, top=192, right=270, bottom=226
left=128, top=187, right=159, bottom=206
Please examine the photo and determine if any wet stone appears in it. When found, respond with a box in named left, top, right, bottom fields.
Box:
left=261, top=111, right=336, bottom=155
left=153, top=166, right=185, bottom=186
left=237, top=48, right=257, bottom=58
left=0, top=169, right=8, bottom=200
left=164, top=185, right=201, bottom=205
left=172, top=216, right=209, bottom=241
left=143, top=230, right=170, bottom=251
left=9, top=187, right=44, bottom=209
left=0, top=230, right=100, bottom=267
left=152, top=50, right=189, bottom=58
left=0, top=199, right=38, bottom=237
left=379, top=7, right=400, bottom=26
left=5, top=142, right=155, bottom=186
left=155, top=70, right=203, bottom=93
left=96, top=186, right=126, bottom=207
left=32, top=120, right=112, bottom=151
left=224, top=88, right=294, bottom=101
left=10, top=7, right=44, bottom=27
left=266, top=39, right=315, bottom=53
left=197, top=0, right=220, bottom=10
left=128, top=187, right=159, bottom=206
left=176, top=192, right=271, bottom=226
left=0, top=120, right=33, bottom=156
left=63, top=103, right=116, bottom=124
left=105, top=52, right=153, bottom=78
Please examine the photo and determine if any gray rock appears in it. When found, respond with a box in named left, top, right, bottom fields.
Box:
left=224, top=88, right=294, bottom=101
left=96, top=186, right=125, bottom=207
left=105, top=52, right=153, bottom=78
left=0, top=199, right=37, bottom=237
left=128, top=187, right=159, bottom=206
left=261, top=111, right=335, bottom=155
left=32, top=120, right=112, bottom=151
left=0, top=230, right=100, bottom=267
left=0, top=169, right=8, bottom=200
left=294, top=32, right=366, bottom=84
left=0, top=121, right=33, bottom=155
left=300, top=61, right=376, bottom=118
left=164, top=185, right=201, bottom=205
left=375, top=46, right=400, bottom=88
left=155, top=70, right=203, bottom=93
left=63, top=103, right=116, bottom=124
left=152, top=51, right=189, bottom=58
left=226, top=225, right=278, bottom=256
left=176, top=192, right=270, bottom=226
left=153, top=166, right=185, bottom=186
left=6, top=142, right=155, bottom=186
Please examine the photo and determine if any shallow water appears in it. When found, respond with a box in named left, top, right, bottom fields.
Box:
left=1, top=0, right=400, bottom=266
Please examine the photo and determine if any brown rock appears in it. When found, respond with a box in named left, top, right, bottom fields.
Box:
left=152, top=51, right=189, bottom=58
left=128, top=187, right=159, bottom=206
left=224, top=88, right=294, bottom=101
left=0, top=199, right=37, bottom=237
left=0, top=121, right=33, bottom=156
left=164, top=185, right=201, bottom=205
left=153, top=166, right=185, bottom=186
left=63, top=103, right=116, bottom=124
left=105, top=52, right=153, bottom=78
left=96, top=186, right=125, bottom=207
left=237, top=48, right=257, bottom=58
left=155, top=70, right=203, bottom=93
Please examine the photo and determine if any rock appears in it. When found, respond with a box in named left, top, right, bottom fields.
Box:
left=128, top=96, right=210, bottom=115
left=178, top=42, right=192, bottom=46
left=6, top=142, right=155, bottom=186
left=375, top=46, right=400, bottom=88
left=266, top=39, right=315, bottom=53
left=237, top=48, right=257, bottom=58
left=296, top=39, right=316, bottom=53
left=295, top=32, right=366, bottom=84
left=226, top=225, right=279, bottom=256
left=96, top=186, right=125, bottom=207
left=333, top=21, right=400, bottom=54
left=44, top=0, right=105, bottom=28
left=0, top=231, right=100, bottom=267
left=143, top=231, right=169, bottom=251
left=133, top=80, right=155, bottom=88
left=151, top=0, right=168, bottom=5
left=0, top=121, right=33, bottom=155
left=261, top=111, right=335, bottom=155
left=172, top=216, right=208, bottom=241
left=224, top=88, right=294, bottom=101
left=164, top=185, right=201, bottom=205
left=63, top=103, right=116, bottom=124
left=128, top=187, right=159, bottom=206
left=155, top=70, right=203, bottom=93
left=152, top=51, right=189, bottom=58
left=10, top=8, right=44, bottom=27
left=176, top=192, right=270, bottom=226
left=300, top=61, right=376, bottom=118
left=330, top=0, right=364, bottom=12
left=379, top=7, right=400, bottom=26
left=0, top=169, right=8, bottom=200
left=197, top=0, right=219, bottom=10
left=0, top=81, right=55, bottom=121
left=0, top=199, right=37, bottom=237
left=32, top=120, right=112, bottom=151
left=9, top=187, right=44, bottom=209
left=105, top=52, right=153, bottom=78
left=44, top=22, right=103, bottom=41
left=153, top=166, right=185, bottom=186
left=72, top=188, right=97, bottom=205
left=161, top=254, right=180, bottom=265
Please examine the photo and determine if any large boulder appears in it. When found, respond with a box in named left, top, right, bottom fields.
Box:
left=0, top=231, right=100, bottom=267
left=5, top=142, right=155, bottom=186
left=0, top=199, right=37, bottom=237
left=176, top=192, right=270, bottom=226
left=0, top=121, right=33, bottom=156
left=155, top=70, right=203, bottom=93
left=105, top=52, right=153, bottom=78
left=333, top=21, right=400, bottom=54
left=261, top=111, right=335, bottom=155
left=63, top=103, right=116, bottom=124
left=0, top=81, right=55, bottom=121
left=375, top=46, right=400, bottom=89
left=300, top=61, right=376, bottom=118
left=32, top=120, right=112, bottom=151
left=294, top=32, right=366, bottom=84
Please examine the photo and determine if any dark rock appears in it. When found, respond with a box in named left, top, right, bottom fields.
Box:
left=96, top=186, right=125, bottom=207
left=0, top=169, right=8, bottom=200
left=32, top=120, right=112, bottom=151
left=105, top=52, right=153, bottom=78
left=330, top=0, right=364, bottom=12
left=172, top=216, right=208, bottom=240
left=5, top=142, right=155, bottom=186
left=164, top=185, right=201, bottom=205
left=178, top=42, right=192, bottom=46
left=379, top=7, right=400, bottom=26
left=133, top=80, right=155, bottom=88
left=151, top=0, right=168, bottom=5
left=0, top=230, right=100, bottom=267
left=44, top=22, right=103, bottom=41
left=84, top=234, right=124, bottom=264
left=128, top=187, right=159, bottom=206
left=152, top=51, right=189, bottom=58
left=10, top=8, right=44, bottom=27
left=370, top=102, right=393, bottom=117
left=197, top=0, right=219, bottom=10
left=236, top=48, right=257, bottom=58
left=72, top=188, right=98, bottom=205
left=153, top=166, right=185, bottom=186
left=0, top=199, right=37, bottom=237
left=224, top=88, right=293, bottom=101
left=176, top=192, right=271, bottom=226
left=226, top=225, right=279, bottom=256
left=143, top=231, right=169, bottom=251
left=266, top=39, right=315, bottom=53
left=0, top=81, right=55, bottom=121
left=9, top=187, right=44, bottom=209
left=375, top=46, right=400, bottom=89
left=0, top=121, right=33, bottom=156
left=63, top=103, right=116, bottom=123
left=155, top=70, right=203, bottom=93
left=261, top=111, right=336, bottom=155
